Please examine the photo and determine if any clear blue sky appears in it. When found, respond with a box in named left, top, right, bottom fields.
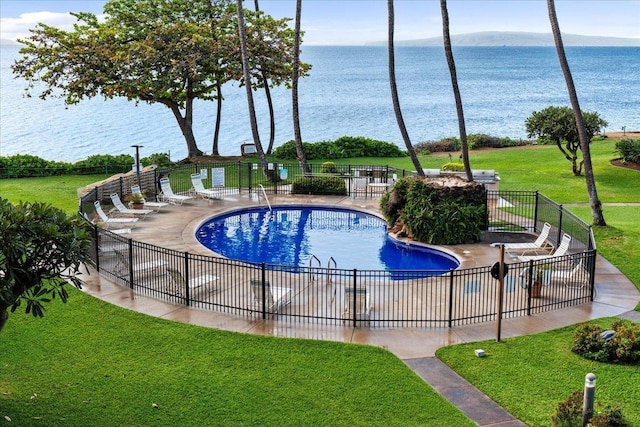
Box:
left=1, top=0, right=638, bottom=45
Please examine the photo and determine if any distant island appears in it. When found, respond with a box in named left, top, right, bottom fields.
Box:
left=366, top=31, right=640, bottom=47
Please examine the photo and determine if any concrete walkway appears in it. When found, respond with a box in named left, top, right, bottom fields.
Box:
left=83, top=194, right=640, bottom=426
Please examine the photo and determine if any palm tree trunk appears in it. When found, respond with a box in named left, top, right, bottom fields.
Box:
left=547, top=0, right=606, bottom=225
left=440, top=0, right=472, bottom=181
left=211, top=81, right=223, bottom=156
left=388, top=0, right=423, bottom=177
left=253, top=0, right=276, bottom=155
left=236, top=0, right=270, bottom=173
left=292, top=0, right=308, bottom=172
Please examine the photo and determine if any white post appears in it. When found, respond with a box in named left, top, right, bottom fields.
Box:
left=582, top=373, right=596, bottom=427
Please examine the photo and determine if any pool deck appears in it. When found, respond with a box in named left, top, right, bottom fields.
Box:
left=81, top=192, right=639, bottom=426
left=83, top=191, right=639, bottom=358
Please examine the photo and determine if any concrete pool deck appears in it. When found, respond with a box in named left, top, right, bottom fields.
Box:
left=80, top=192, right=639, bottom=426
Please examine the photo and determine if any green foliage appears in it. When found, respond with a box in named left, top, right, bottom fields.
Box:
left=0, top=198, right=92, bottom=327
left=0, top=154, right=70, bottom=178
left=614, top=139, right=640, bottom=164
left=320, top=161, right=338, bottom=173
left=525, top=105, right=608, bottom=176
left=272, top=136, right=406, bottom=160
left=290, top=176, right=347, bottom=195
left=466, top=133, right=525, bottom=150
left=441, top=162, right=465, bottom=171
left=572, top=319, right=640, bottom=364
left=551, top=389, right=628, bottom=427
left=141, top=152, right=173, bottom=168
left=382, top=177, right=486, bottom=245
left=414, top=137, right=460, bottom=154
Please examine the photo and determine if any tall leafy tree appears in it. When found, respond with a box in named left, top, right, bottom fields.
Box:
left=547, top=0, right=606, bottom=226
left=291, top=0, right=308, bottom=172
left=440, top=0, right=472, bottom=181
left=387, top=0, right=423, bottom=177
left=526, top=105, right=607, bottom=176
left=252, top=0, right=276, bottom=154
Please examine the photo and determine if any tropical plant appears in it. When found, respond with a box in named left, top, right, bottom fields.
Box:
left=546, top=0, right=606, bottom=226
left=615, top=139, right=640, bottom=164
left=0, top=198, right=92, bottom=332
left=387, top=0, right=424, bottom=177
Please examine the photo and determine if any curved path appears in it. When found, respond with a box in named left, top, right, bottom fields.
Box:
left=81, top=193, right=639, bottom=426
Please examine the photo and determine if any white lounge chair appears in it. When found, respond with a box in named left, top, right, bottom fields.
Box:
left=492, top=222, right=554, bottom=256
left=131, top=185, right=169, bottom=212
left=190, top=173, right=219, bottom=200
left=110, top=193, right=153, bottom=218
left=159, top=178, right=194, bottom=205
left=113, top=248, right=167, bottom=277
left=518, top=233, right=572, bottom=262
left=342, top=287, right=371, bottom=325
left=548, top=260, right=590, bottom=289
left=93, top=201, right=139, bottom=229
left=250, top=279, right=292, bottom=314
left=167, top=267, right=218, bottom=298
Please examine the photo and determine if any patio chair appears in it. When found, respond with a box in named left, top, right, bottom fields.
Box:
left=342, top=287, right=371, bottom=324
left=159, top=178, right=194, bottom=205
left=93, top=201, right=139, bottom=229
left=518, top=233, right=572, bottom=262
left=113, top=248, right=167, bottom=278
left=548, top=260, right=590, bottom=289
left=250, top=279, right=292, bottom=314
left=491, top=222, right=554, bottom=256
left=167, top=267, right=218, bottom=298
left=131, top=185, right=169, bottom=212
left=190, top=173, right=219, bottom=200
left=110, top=193, right=153, bottom=218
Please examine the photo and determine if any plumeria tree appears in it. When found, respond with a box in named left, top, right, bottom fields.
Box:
left=0, top=199, right=92, bottom=332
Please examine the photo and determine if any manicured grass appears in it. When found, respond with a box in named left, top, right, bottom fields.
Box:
left=436, top=318, right=640, bottom=426
left=0, top=290, right=474, bottom=427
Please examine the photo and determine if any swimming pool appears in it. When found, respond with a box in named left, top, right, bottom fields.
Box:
left=195, top=206, right=459, bottom=273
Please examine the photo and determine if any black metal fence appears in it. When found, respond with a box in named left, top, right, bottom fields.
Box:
left=81, top=162, right=597, bottom=328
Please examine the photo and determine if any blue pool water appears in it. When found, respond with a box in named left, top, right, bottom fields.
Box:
left=195, top=206, right=459, bottom=273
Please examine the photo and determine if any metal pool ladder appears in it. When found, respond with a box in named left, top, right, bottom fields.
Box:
left=257, top=184, right=272, bottom=213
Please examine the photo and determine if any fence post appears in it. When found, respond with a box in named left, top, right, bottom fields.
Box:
left=127, top=239, right=134, bottom=290
left=557, top=204, right=564, bottom=244
left=184, top=252, right=190, bottom=306
left=261, top=263, right=266, bottom=320
left=533, top=191, right=540, bottom=230
left=484, top=189, right=490, bottom=230
left=526, top=260, right=534, bottom=315
left=448, top=269, right=454, bottom=327
left=352, top=269, right=358, bottom=328
left=93, top=223, right=101, bottom=272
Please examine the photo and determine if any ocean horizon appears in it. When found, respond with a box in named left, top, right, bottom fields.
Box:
left=1, top=45, right=638, bottom=162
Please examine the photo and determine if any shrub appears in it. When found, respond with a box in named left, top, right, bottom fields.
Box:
left=291, top=176, right=347, bottom=196
left=551, top=390, right=628, bottom=427
left=441, top=162, right=465, bottom=171
left=615, top=138, right=640, bottom=164
left=414, top=137, right=460, bottom=154
left=142, top=152, right=172, bottom=168
left=572, top=320, right=640, bottom=364
left=272, top=136, right=406, bottom=160
left=320, top=161, right=338, bottom=173
left=381, top=177, right=487, bottom=245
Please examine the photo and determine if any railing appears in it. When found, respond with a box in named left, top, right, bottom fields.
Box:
left=83, top=163, right=597, bottom=328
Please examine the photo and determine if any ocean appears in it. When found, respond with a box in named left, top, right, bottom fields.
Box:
left=1, top=45, right=638, bottom=162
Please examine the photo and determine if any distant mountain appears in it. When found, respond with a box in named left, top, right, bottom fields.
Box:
left=366, top=31, right=640, bottom=47
left=1, top=39, right=20, bottom=46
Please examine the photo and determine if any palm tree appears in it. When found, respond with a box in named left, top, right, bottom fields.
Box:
left=291, top=0, right=308, bottom=172
left=235, top=0, right=270, bottom=173
left=440, top=0, right=472, bottom=181
left=387, top=0, right=423, bottom=177
left=547, top=0, right=606, bottom=226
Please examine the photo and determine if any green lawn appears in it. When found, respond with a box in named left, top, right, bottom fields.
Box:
left=2, top=139, right=638, bottom=425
